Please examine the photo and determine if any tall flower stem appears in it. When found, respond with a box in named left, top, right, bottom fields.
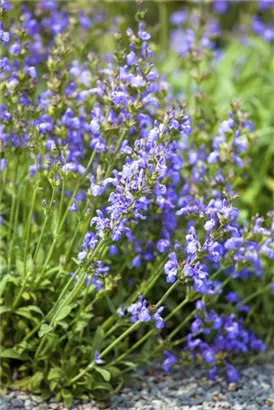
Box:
left=23, top=184, right=39, bottom=273
left=70, top=321, right=140, bottom=384
left=33, top=187, right=56, bottom=263
left=35, top=150, right=96, bottom=286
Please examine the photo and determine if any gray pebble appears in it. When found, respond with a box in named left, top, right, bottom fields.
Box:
left=31, top=396, right=44, bottom=404
left=48, top=403, right=59, bottom=409
left=18, top=395, right=29, bottom=401
left=11, top=399, right=24, bottom=408
left=24, top=399, right=34, bottom=410
left=2, top=359, right=274, bottom=410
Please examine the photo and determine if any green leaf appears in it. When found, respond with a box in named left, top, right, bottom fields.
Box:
left=94, top=366, right=111, bottom=382
left=0, top=274, right=18, bottom=296
left=28, top=306, right=44, bottom=315
left=0, top=348, right=27, bottom=360
left=49, top=381, right=58, bottom=392
left=93, top=382, right=113, bottom=391
left=30, top=371, right=44, bottom=389
left=71, top=257, right=81, bottom=266
left=16, top=260, right=25, bottom=276
left=52, top=305, right=72, bottom=325
left=48, top=368, right=63, bottom=381
left=0, top=306, right=11, bottom=314
left=92, top=327, right=105, bottom=353
left=106, top=366, right=121, bottom=378
left=26, top=255, right=33, bottom=273
left=36, top=248, right=45, bottom=265
left=74, top=320, right=88, bottom=332
left=104, top=294, right=119, bottom=319
left=38, top=323, right=53, bottom=338
left=16, top=307, right=41, bottom=323
left=61, top=390, right=73, bottom=408
left=22, top=292, right=31, bottom=301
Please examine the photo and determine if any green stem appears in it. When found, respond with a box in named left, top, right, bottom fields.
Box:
left=7, top=193, right=16, bottom=243
left=23, top=185, right=39, bottom=273
left=62, top=202, right=91, bottom=270
left=35, top=151, right=96, bottom=286
left=44, top=267, right=81, bottom=321
left=155, top=280, right=179, bottom=308
left=12, top=269, right=34, bottom=309
left=111, top=329, right=154, bottom=366
left=45, top=239, right=106, bottom=323
left=104, top=131, right=126, bottom=179
left=7, top=184, right=22, bottom=273
left=58, top=150, right=96, bottom=233
left=0, top=166, right=8, bottom=199
left=240, top=284, right=270, bottom=306
left=33, top=187, right=56, bottom=263
left=158, top=2, right=168, bottom=53
left=70, top=321, right=140, bottom=384
left=168, top=309, right=195, bottom=340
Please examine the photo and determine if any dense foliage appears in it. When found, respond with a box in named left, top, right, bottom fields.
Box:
left=0, top=0, right=273, bottom=407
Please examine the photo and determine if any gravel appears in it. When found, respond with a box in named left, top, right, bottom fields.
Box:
left=1, top=361, right=273, bottom=410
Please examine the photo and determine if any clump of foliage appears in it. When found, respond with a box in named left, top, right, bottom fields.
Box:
left=0, top=0, right=273, bottom=407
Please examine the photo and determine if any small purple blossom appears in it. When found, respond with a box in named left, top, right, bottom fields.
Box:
left=94, top=351, right=104, bottom=365
left=162, top=350, right=177, bottom=372
left=138, top=23, right=151, bottom=41
left=225, top=363, right=239, bottom=383
left=164, top=252, right=178, bottom=283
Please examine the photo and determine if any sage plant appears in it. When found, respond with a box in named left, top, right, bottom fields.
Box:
left=0, top=0, right=273, bottom=406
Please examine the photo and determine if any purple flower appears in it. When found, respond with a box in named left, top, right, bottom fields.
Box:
left=128, top=296, right=151, bottom=323
left=68, top=200, right=78, bottom=212
left=132, top=255, right=142, bottom=268
left=195, top=300, right=205, bottom=311
left=90, top=210, right=110, bottom=237
left=170, top=11, right=185, bottom=25
left=118, top=304, right=125, bottom=317
left=109, top=245, right=118, bottom=256
left=213, top=1, right=228, bottom=14
left=164, top=252, right=178, bottom=283
left=201, top=347, right=216, bottom=364
left=224, top=237, right=243, bottom=250
left=153, top=306, right=165, bottom=329
left=138, top=23, right=151, bottom=41
left=225, top=363, right=239, bottom=383
left=204, top=219, right=216, bottom=232
left=79, top=11, right=91, bottom=29
left=162, top=350, right=177, bottom=372
left=26, top=66, right=37, bottom=81
left=112, top=91, right=128, bottom=105
left=126, top=50, right=137, bottom=66
left=259, top=0, right=274, bottom=10
left=157, top=239, right=170, bottom=253
left=1, top=0, right=11, bottom=12
left=94, top=351, right=104, bottom=365
left=191, top=317, right=202, bottom=334
left=0, top=158, right=7, bottom=170
left=9, top=42, right=21, bottom=55
left=0, top=25, right=10, bottom=44
left=82, top=232, right=97, bottom=251
left=77, top=250, right=87, bottom=261
left=208, top=366, right=217, bottom=381
left=225, top=292, right=239, bottom=304
left=138, top=306, right=151, bottom=322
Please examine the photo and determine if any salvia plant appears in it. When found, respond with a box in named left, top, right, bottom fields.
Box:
left=0, top=0, right=273, bottom=407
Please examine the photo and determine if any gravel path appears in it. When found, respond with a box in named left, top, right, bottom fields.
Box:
left=1, top=361, right=273, bottom=410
